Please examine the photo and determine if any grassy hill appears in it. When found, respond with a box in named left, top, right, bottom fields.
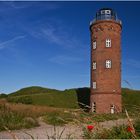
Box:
left=122, top=88, right=140, bottom=94
left=7, top=86, right=83, bottom=108
left=2, top=86, right=140, bottom=128
left=7, top=86, right=140, bottom=112
left=9, top=86, right=61, bottom=96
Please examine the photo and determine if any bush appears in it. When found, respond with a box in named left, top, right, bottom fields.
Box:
left=18, top=96, right=32, bottom=104
left=0, top=93, right=8, bottom=98
left=7, top=96, right=33, bottom=104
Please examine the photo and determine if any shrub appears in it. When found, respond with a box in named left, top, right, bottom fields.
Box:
left=7, top=96, right=32, bottom=104
left=18, top=96, right=33, bottom=104
left=0, top=93, right=8, bottom=98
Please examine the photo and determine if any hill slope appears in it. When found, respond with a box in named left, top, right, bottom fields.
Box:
left=7, top=87, right=140, bottom=111
left=8, top=86, right=87, bottom=109
left=9, top=86, right=61, bottom=96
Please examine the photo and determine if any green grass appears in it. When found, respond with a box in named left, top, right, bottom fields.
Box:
left=43, top=111, right=75, bottom=126
left=7, top=86, right=90, bottom=110
left=9, top=86, right=61, bottom=96
left=5, top=86, right=140, bottom=124
left=80, top=112, right=126, bottom=123
left=83, top=125, right=133, bottom=139
left=122, top=92, right=140, bottom=116
left=83, top=119, right=140, bottom=139
left=31, top=90, right=78, bottom=108
left=1, top=86, right=140, bottom=132
left=7, top=86, right=140, bottom=110
left=7, top=89, right=79, bottom=108
left=7, top=86, right=140, bottom=114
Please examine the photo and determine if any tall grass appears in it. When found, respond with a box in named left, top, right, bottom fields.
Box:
left=83, top=125, right=133, bottom=139
left=1, top=87, right=140, bottom=131
left=2, top=100, right=63, bottom=118
left=43, top=111, right=75, bottom=126
left=0, top=104, right=39, bottom=131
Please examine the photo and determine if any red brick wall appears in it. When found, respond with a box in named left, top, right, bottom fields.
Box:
left=90, top=20, right=122, bottom=113
left=90, top=93, right=122, bottom=114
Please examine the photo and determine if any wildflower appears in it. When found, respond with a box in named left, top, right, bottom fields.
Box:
left=127, top=126, right=133, bottom=132
left=87, top=125, right=94, bottom=131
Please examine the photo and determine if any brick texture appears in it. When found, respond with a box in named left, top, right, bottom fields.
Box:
left=90, top=20, right=122, bottom=114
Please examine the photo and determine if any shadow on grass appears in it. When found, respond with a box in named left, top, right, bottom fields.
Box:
left=75, top=87, right=90, bottom=112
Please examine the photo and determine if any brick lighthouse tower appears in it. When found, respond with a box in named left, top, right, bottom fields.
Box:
left=90, top=8, right=122, bottom=114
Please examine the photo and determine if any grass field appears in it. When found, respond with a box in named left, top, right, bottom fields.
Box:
left=7, top=87, right=79, bottom=108
left=6, top=86, right=140, bottom=121
left=122, top=92, right=140, bottom=116
left=0, top=86, right=140, bottom=131
left=6, top=86, right=140, bottom=111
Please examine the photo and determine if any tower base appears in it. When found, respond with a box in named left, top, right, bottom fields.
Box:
left=90, top=93, right=122, bottom=114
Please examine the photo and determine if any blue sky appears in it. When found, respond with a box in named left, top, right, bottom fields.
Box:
left=0, top=1, right=140, bottom=93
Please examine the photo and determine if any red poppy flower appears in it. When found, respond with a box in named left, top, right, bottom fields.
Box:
left=127, top=126, right=133, bottom=132
left=87, top=125, right=94, bottom=131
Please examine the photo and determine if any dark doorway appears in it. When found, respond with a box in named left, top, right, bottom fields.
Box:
left=76, top=87, right=90, bottom=111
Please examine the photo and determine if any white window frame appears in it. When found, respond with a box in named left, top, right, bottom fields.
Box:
left=101, top=10, right=105, bottom=14
left=106, top=39, right=111, bottom=48
left=106, top=60, right=112, bottom=68
left=93, top=41, right=96, bottom=49
left=105, top=10, right=111, bottom=14
left=93, top=82, right=96, bottom=89
left=93, top=62, right=96, bottom=70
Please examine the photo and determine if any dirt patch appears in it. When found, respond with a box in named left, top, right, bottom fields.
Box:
left=0, top=118, right=128, bottom=139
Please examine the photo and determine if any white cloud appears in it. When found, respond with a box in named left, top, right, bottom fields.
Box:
left=0, top=35, right=25, bottom=50
left=40, top=24, right=84, bottom=49
left=24, top=19, right=87, bottom=50
left=41, top=26, right=63, bottom=46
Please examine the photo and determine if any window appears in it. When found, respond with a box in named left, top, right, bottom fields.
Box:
left=92, top=102, right=96, bottom=113
left=93, top=62, right=96, bottom=70
left=93, top=41, right=96, bottom=49
left=93, top=82, right=96, bottom=89
left=106, top=60, right=112, bottom=68
left=105, top=10, right=111, bottom=14
left=101, top=10, right=111, bottom=15
left=101, top=10, right=105, bottom=14
left=106, top=39, right=111, bottom=47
